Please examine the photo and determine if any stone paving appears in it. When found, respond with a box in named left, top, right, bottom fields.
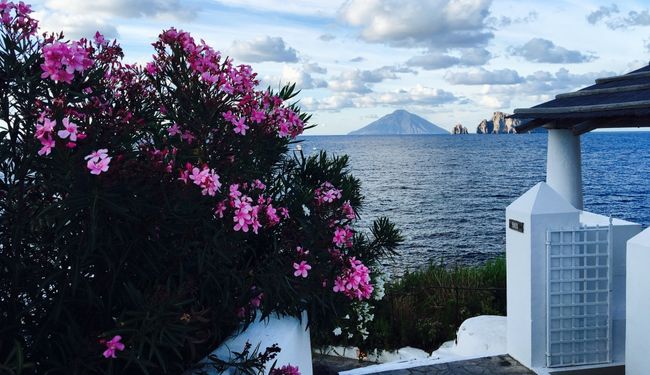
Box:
left=363, top=355, right=535, bottom=375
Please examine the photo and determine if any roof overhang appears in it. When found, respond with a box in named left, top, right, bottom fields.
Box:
left=511, top=64, right=650, bottom=135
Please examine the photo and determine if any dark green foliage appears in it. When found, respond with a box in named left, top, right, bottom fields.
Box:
left=0, top=13, right=402, bottom=375
left=313, top=256, right=506, bottom=354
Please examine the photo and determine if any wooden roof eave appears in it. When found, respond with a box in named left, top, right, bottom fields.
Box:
left=513, top=99, right=650, bottom=116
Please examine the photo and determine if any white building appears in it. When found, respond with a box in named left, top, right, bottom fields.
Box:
left=508, top=64, right=650, bottom=374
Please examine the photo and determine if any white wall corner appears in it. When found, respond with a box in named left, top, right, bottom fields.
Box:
left=626, top=228, right=650, bottom=375
left=201, top=311, right=313, bottom=375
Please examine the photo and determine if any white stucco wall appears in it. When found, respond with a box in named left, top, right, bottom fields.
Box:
left=506, top=183, right=641, bottom=370
left=626, top=228, right=650, bottom=375
left=202, top=312, right=313, bottom=375
left=506, top=182, right=580, bottom=369
left=580, top=212, right=642, bottom=364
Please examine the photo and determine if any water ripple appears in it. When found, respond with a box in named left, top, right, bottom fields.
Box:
left=300, top=133, right=650, bottom=274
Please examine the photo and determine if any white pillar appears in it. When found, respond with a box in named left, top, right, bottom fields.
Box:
left=506, top=182, right=580, bottom=369
left=546, top=129, right=583, bottom=210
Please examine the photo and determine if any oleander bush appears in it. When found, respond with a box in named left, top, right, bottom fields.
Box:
left=0, top=3, right=401, bottom=374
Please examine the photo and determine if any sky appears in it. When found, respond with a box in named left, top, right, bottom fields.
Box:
left=28, top=0, right=650, bottom=134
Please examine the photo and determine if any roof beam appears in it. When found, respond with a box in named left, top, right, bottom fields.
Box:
left=571, top=116, right=650, bottom=135
left=555, top=83, right=650, bottom=99
left=595, top=70, right=650, bottom=84
left=514, top=99, right=650, bottom=115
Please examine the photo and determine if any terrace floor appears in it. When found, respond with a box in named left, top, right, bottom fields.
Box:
left=354, top=355, right=534, bottom=375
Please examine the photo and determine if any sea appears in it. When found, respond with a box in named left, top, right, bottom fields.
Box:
left=299, top=132, right=650, bottom=274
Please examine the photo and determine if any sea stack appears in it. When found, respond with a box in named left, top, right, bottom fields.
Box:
left=452, top=123, right=468, bottom=134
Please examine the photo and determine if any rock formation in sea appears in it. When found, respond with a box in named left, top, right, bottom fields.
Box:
left=348, top=109, right=449, bottom=135
left=452, top=123, right=468, bottom=134
left=477, top=119, right=492, bottom=134
left=476, top=111, right=521, bottom=134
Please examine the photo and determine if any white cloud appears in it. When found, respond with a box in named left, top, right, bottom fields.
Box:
left=587, top=4, right=650, bottom=30
left=445, top=68, right=522, bottom=85
left=35, top=0, right=196, bottom=39
left=407, top=48, right=491, bottom=70
left=302, top=85, right=458, bottom=111
left=302, top=61, right=327, bottom=74
left=479, top=95, right=506, bottom=109
left=215, top=0, right=343, bottom=17
left=328, top=65, right=417, bottom=93
left=44, top=0, right=196, bottom=20
left=37, top=12, right=119, bottom=39
left=488, top=11, right=538, bottom=28
left=510, top=38, right=596, bottom=64
left=319, top=34, right=336, bottom=41
left=586, top=4, right=619, bottom=25
left=338, top=0, right=493, bottom=50
left=230, top=36, right=299, bottom=63
left=267, top=65, right=327, bottom=90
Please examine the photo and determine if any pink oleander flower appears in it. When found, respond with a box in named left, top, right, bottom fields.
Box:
left=41, top=41, right=93, bottom=84
left=296, top=246, right=309, bottom=256
left=251, top=109, right=265, bottom=123
left=84, top=148, right=109, bottom=162
left=315, top=181, right=342, bottom=205
left=341, top=200, right=356, bottom=220
left=266, top=204, right=280, bottom=226
left=253, top=179, right=266, bottom=190
left=188, top=166, right=221, bottom=196
left=102, top=335, right=125, bottom=359
left=93, top=31, right=106, bottom=46
left=35, top=117, right=55, bottom=139
left=145, top=62, right=158, bottom=75
left=87, top=154, right=112, bottom=175
left=333, top=277, right=346, bottom=293
left=279, top=207, right=289, bottom=218
left=167, top=123, right=181, bottom=136
left=215, top=201, right=227, bottom=218
left=37, top=136, right=55, bottom=156
left=57, top=117, right=78, bottom=141
left=332, top=226, right=353, bottom=248
left=181, top=130, right=195, bottom=144
left=233, top=197, right=253, bottom=232
left=332, top=257, right=373, bottom=300
left=270, top=365, right=301, bottom=375
left=293, top=261, right=311, bottom=278
left=232, top=116, right=249, bottom=135
left=229, top=184, right=242, bottom=199
left=250, top=205, right=261, bottom=234
left=250, top=292, right=264, bottom=308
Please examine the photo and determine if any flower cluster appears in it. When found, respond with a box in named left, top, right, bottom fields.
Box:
left=0, top=1, right=37, bottom=38
left=341, top=200, right=356, bottom=220
left=34, top=116, right=55, bottom=156
left=85, top=149, right=111, bottom=175
left=314, top=181, right=342, bottom=205
left=221, top=183, right=288, bottom=234
left=333, top=257, right=374, bottom=300
left=41, top=41, right=94, bottom=83
left=186, top=165, right=222, bottom=197
left=332, top=226, right=353, bottom=248
left=270, top=364, right=300, bottom=375
left=151, top=28, right=304, bottom=140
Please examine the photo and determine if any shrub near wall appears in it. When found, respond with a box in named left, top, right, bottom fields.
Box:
left=313, top=256, right=506, bottom=354
left=0, top=3, right=401, bottom=374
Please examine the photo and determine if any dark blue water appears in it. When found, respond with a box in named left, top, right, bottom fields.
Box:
left=299, top=133, right=650, bottom=273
